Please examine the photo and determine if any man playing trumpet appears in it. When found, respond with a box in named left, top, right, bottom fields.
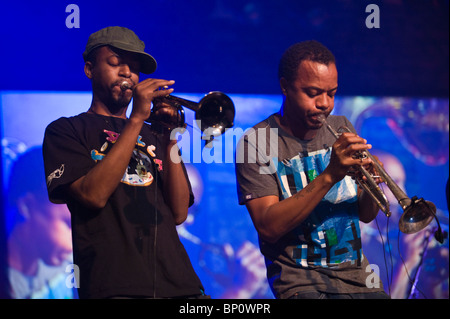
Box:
left=43, top=26, right=206, bottom=299
left=235, top=40, right=390, bottom=299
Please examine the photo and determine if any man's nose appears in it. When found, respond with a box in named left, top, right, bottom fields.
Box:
left=119, top=64, right=131, bottom=78
left=316, top=93, right=331, bottom=110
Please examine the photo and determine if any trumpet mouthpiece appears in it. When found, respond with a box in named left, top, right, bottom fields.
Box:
left=317, top=113, right=327, bottom=124
left=120, top=81, right=132, bottom=91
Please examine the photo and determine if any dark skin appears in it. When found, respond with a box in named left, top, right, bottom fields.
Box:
left=246, top=60, right=381, bottom=243
left=69, top=46, right=190, bottom=225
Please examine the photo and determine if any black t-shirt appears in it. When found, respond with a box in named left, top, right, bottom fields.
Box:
left=43, top=112, right=204, bottom=299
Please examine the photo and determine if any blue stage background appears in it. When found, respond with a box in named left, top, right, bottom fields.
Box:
left=0, top=0, right=448, bottom=299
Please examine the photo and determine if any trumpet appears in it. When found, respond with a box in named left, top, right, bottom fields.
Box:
left=120, top=81, right=235, bottom=142
left=317, top=114, right=437, bottom=235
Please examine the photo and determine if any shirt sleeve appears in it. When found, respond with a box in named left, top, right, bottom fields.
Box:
left=235, top=127, right=280, bottom=205
left=43, top=117, right=94, bottom=204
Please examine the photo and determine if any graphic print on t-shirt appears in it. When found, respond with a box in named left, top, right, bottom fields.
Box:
left=273, top=147, right=362, bottom=268
left=91, top=129, right=160, bottom=187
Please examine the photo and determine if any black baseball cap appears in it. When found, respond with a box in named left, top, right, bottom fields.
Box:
left=82, top=26, right=157, bottom=74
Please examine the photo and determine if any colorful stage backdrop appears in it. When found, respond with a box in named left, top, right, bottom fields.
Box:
left=1, top=91, right=448, bottom=299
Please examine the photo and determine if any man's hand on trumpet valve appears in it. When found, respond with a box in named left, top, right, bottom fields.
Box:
left=129, top=78, right=175, bottom=122
left=150, top=98, right=182, bottom=131
left=327, top=132, right=373, bottom=183
left=347, top=152, right=385, bottom=185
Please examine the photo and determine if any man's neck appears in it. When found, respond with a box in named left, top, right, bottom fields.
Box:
left=276, top=108, right=317, bottom=141
left=87, top=96, right=128, bottom=118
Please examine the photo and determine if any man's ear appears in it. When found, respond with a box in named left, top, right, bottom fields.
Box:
left=280, top=77, right=288, bottom=96
left=84, top=61, right=94, bottom=79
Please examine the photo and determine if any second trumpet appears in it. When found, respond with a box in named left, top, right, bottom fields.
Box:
left=317, top=114, right=436, bottom=235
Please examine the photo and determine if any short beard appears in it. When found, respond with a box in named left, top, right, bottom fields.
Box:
left=106, top=94, right=131, bottom=113
left=92, top=82, right=131, bottom=115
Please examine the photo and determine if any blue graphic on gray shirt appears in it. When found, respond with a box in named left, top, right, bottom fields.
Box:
left=273, top=147, right=362, bottom=268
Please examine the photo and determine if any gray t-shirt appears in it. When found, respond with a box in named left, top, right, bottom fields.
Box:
left=235, top=113, right=384, bottom=298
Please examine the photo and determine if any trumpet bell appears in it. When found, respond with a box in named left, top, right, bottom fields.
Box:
left=196, top=91, right=235, bottom=136
left=399, top=197, right=436, bottom=234
left=149, top=91, right=235, bottom=140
